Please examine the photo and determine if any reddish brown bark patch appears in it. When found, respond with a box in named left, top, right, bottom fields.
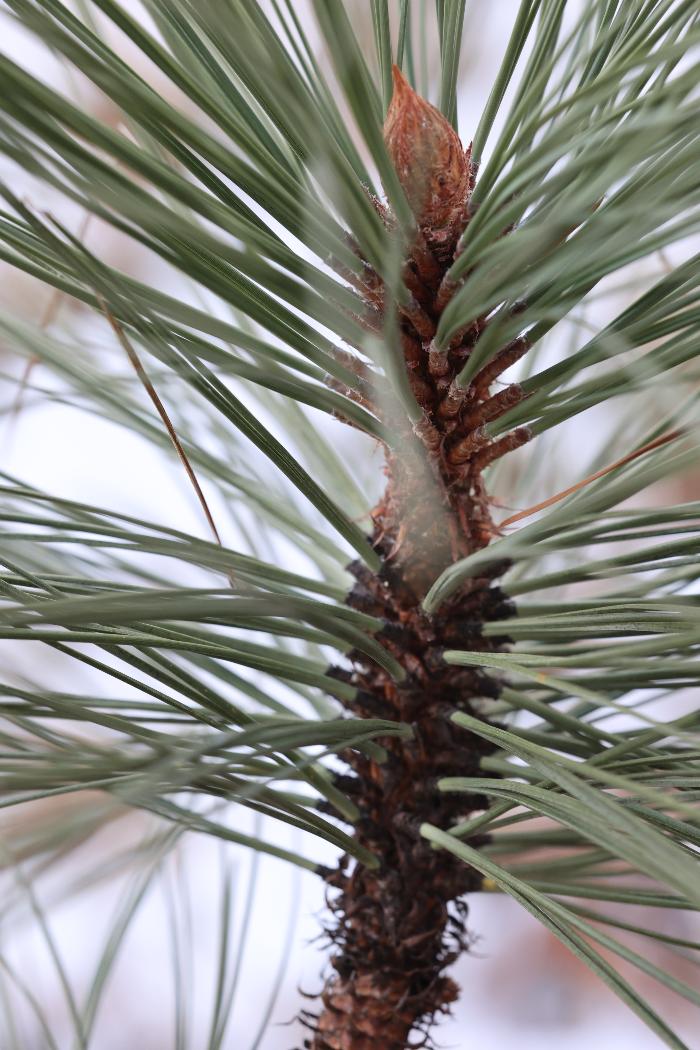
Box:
left=384, top=66, right=471, bottom=261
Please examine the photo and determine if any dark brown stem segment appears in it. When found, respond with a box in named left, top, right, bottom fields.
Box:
left=307, top=69, right=530, bottom=1050
left=307, top=541, right=513, bottom=1049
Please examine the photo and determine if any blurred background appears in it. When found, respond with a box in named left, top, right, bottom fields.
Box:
left=0, top=1, right=698, bottom=1047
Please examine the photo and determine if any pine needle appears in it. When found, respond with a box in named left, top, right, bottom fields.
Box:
left=500, top=429, right=685, bottom=528
left=7, top=213, right=92, bottom=432
left=97, top=295, right=224, bottom=549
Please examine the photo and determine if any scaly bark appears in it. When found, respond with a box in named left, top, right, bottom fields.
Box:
left=307, top=68, right=530, bottom=1050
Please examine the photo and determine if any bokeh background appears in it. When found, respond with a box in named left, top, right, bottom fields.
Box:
left=0, top=2, right=698, bottom=1047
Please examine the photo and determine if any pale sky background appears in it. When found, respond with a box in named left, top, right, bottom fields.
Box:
left=0, top=2, right=698, bottom=1048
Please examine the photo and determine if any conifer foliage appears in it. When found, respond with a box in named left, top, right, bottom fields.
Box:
left=0, top=2, right=699, bottom=1048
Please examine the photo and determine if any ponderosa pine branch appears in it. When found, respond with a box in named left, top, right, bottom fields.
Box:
left=0, top=2, right=698, bottom=1048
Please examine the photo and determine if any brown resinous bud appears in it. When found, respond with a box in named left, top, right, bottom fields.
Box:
left=383, top=65, right=471, bottom=257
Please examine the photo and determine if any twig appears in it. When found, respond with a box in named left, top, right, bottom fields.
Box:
left=500, top=429, right=685, bottom=528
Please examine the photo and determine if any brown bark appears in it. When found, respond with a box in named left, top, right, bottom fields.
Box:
left=308, top=69, right=530, bottom=1049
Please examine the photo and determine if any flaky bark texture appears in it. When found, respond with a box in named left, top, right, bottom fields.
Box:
left=306, top=69, right=531, bottom=1050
